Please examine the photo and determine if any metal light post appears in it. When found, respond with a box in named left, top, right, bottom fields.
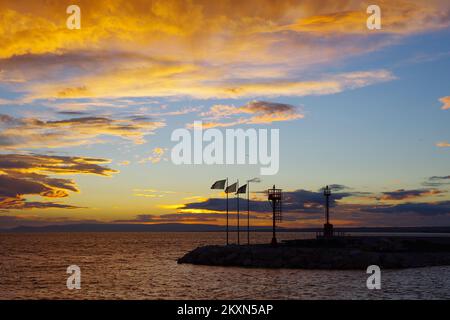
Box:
left=226, top=178, right=229, bottom=245
left=324, top=185, right=330, bottom=224
left=268, top=185, right=282, bottom=246
left=247, top=180, right=250, bottom=245
left=323, top=185, right=333, bottom=238
left=236, top=180, right=240, bottom=245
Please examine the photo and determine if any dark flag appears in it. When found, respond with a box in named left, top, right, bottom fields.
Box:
left=225, top=182, right=237, bottom=193
left=211, top=178, right=229, bottom=245
left=211, top=179, right=226, bottom=190
left=236, top=184, right=247, bottom=194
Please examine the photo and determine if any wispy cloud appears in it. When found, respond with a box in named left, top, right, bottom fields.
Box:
left=440, top=96, right=450, bottom=110
left=138, top=147, right=167, bottom=164
left=436, top=141, right=450, bottom=148
left=23, top=67, right=395, bottom=101
left=198, top=100, right=303, bottom=128
left=133, top=188, right=175, bottom=198
left=430, top=175, right=450, bottom=181
left=0, top=114, right=165, bottom=149
left=423, top=175, right=450, bottom=187
left=378, top=189, right=444, bottom=201
left=114, top=213, right=249, bottom=223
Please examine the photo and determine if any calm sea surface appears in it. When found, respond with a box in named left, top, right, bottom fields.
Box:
left=1, top=232, right=450, bottom=299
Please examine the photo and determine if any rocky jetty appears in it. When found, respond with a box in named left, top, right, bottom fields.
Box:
left=177, top=236, right=450, bottom=269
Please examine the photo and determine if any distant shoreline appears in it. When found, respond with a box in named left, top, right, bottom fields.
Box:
left=1, top=223, right=450, bottom=234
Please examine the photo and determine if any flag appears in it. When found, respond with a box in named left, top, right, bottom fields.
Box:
left=211, top=179, right=226, bottom=190
left=225, top=182, right=237, bottom=193
left=237, top=184, right=247, bottom=194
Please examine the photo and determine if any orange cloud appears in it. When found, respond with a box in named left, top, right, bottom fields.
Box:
left=0, top=153, right=117, bottom=210
left=1, top=0, right=448, bottom=59
left=0, top=114, right=165, bottom=149
left=436, top=141, right=450, bottom=148
left=440, top=96, right=450, bottom=110
left=133, top=188, right=176, bottom=198
left=139, top=147, right=167, bottom=164
left=19, top=60, right=395, bottom=100
left=0, top=0, right=442, bottom=101
left=284, top=0, right=450, bottom=35
left=199, top=100, right=303, bottom=128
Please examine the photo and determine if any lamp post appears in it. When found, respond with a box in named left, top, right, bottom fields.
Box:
left=247, top=180, right=250, bottom=245
left=324, top=185, right=331, bottom=225
left=268, top=185, right=282, bottom=246
left=236, top=180, right=240, bottom=245
left=323, top=185, right=333, bottom=238
left=226, top=178, right=229, bottom=245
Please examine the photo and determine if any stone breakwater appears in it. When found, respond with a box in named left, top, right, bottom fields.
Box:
left=177, top=236, right=450, bottom=269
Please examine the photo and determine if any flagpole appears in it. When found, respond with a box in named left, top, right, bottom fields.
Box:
left=247, top=181, right=250, bottom=245
left=237, top=179, right=240, bottom=245
left=226, top=178, right=229, bottom=245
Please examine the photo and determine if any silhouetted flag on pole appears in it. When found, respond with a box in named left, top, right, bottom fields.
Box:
left=237, top=184, right=247, bottom=194
left=211, top=178, right=229, bottom=245
left=211, top=179, right=226, bottom=190
left=225, top=182, right=237, bottom=193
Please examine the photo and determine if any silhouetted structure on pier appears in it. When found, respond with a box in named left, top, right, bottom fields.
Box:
left=323, top=185, right=334, bottom=237
left=268, top=185, right=282, bottom=245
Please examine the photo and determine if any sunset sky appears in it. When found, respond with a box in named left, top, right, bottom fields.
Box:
left=0, top=0, right=449, bottom=229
